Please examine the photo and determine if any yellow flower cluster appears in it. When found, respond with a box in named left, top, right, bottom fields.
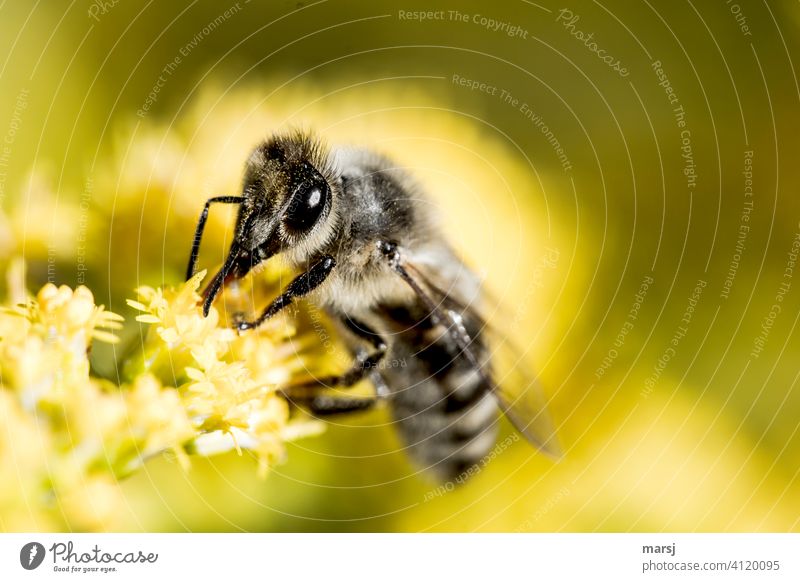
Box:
left=0, top=262, right=326, bottom=530
left=0, top=270, right=190, bottom=530
left=126, top=268, right=324, bottom=478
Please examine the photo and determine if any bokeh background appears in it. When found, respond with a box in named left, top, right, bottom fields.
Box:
left=1, top=0, right=800, bottom=531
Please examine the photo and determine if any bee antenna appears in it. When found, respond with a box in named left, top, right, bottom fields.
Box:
left=186, top=195, right=245, bottom=281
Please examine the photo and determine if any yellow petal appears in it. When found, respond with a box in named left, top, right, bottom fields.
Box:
left=135, top=314, right=161, bottom=324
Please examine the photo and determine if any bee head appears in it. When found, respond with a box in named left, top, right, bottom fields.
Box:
left=202, top=132, right=338, bottom=312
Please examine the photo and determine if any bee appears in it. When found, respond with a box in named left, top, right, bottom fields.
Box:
left=186, top=131, right=560, bottom=480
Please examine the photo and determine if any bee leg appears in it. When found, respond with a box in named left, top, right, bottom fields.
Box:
left=235, top=255, right=336, bottom=331
left=285, top=372, right=382, bottom=416
left=186, top=195, right=245, bottom=280
left=280, top=380, right=379, bottom=416
left=368, top=368, right=392, bottom=400
left=340, top=316, right=388, bottom=366
left=280, top=318, right=389, bottom=415
left=305, top=395, right=378, bottom=416
left=301, top=316, right=389, bottom=388
left=284, top=342, right=386, bottom=392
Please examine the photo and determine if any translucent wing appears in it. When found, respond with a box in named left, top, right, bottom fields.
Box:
left=483, top=325, right=562, bottom=459
left=392, top=247, right=562, bottom=459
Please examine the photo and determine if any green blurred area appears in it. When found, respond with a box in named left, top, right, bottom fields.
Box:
left=1, top=0, right=800, bottom=531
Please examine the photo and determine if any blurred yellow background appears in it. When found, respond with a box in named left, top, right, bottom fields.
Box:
left=1, top=0, right=799, bottom=531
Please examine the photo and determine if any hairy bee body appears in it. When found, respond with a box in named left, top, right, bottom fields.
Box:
left=313, top=147, right=499, bottom=480
left=191, top=132, right=556, bottom=482
left=374, top=302, right=498, bottom=480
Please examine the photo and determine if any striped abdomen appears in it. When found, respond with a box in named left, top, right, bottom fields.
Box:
left=377, top=302, right=498, bottom=481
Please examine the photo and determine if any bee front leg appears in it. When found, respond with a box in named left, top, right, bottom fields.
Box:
left=234, top=255, right=336, bottom=332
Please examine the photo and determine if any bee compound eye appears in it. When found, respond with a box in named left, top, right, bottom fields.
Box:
left=284, top=179, right=328, bottom=232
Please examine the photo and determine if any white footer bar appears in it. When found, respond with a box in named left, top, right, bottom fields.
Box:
left=1, top=533, right=798, bottom=581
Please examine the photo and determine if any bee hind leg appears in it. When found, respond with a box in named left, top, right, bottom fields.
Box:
left=299, top=315, right=388, bottom=387
left=279, top=317, right=388, bottom=415
left=305, top=394, right=378, bottom=416
left=282, top=330, right=386, bottom=391
left=280, top=371, right=382, bottom=417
